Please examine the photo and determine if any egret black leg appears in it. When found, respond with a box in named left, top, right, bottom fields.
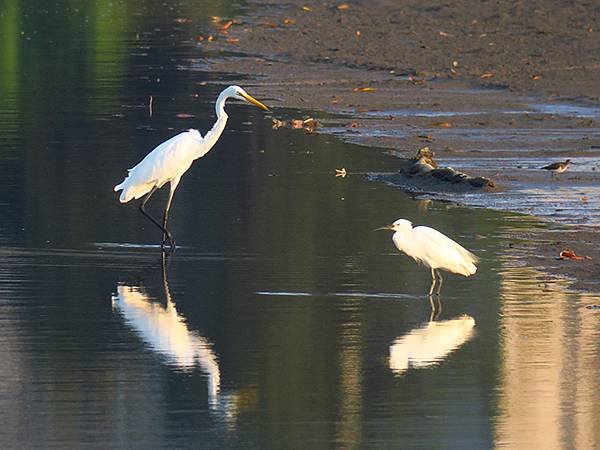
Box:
left=161, top=187, right=176, bottom=252
left=139, top=186, right=174, bottom=251
left=161, top=177, right=181, bottom=253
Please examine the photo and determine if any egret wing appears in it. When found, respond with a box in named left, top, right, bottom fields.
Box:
left=412, top=226, right=478, bottom=275
left=114, top=130, right=204, bottom=202
left=128, top=130, right=203, bottom=185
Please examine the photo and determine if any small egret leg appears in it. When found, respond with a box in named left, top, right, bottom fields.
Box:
left=435, top=270, right=444, bottom=296
left=428, top=267, right=437, bottom=296
left=429, top=296, right=443, bottom=321
left=429, top=295, right=436, bottom=321
left=139, top=186, right=174, bottom=250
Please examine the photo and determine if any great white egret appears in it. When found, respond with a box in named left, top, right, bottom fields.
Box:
left=541, top=159, right=571, bottom=177
left=114, top=85, right=269, bottom=251
left=376, top=218, right=478, bottom=295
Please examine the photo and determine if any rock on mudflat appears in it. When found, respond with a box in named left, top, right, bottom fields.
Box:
left=372, top=147, right=496, bottom=194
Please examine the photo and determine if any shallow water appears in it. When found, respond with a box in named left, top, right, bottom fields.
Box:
left=0, top=1, right=598, bottom=449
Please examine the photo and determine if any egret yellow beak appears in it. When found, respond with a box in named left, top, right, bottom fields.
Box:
left=373, top=225, right=394, bottom=232
left=240, top=92, right=270, bottom=111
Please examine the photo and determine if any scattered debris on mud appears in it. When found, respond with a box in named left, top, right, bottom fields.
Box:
left=559, top=249, right=591, bottom=261
left=272, top=117, right=320, bottom=133
left=374, top=147, right=496, bottom=194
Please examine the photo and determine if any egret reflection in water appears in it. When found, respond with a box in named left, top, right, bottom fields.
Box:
left=111, top=259, right=220, bottom=404
left=389, top=315, right=476, bottom=375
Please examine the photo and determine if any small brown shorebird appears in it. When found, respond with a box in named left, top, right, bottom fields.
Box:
left=541, top=159, right=571, bottom=177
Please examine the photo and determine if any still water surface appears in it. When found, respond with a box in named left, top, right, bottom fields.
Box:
left=0, top=1, right=598, bottom=448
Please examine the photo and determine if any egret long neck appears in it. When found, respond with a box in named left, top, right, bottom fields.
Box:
left=197, top=93, right=229, bottom=158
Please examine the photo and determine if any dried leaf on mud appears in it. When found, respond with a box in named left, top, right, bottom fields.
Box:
left=353, top=87, right=376, bottom=92
left=337, top=3, right=350, bottom=10
left=259, top=20, right=278, bottom=28
left=559, top=249, right=591, bottom=260
left=273, top=117, right=320, bottom=133
left=272, top=119, right=285, bottom=129
left=480, top=72, right=495, bottom=79
left=431, top=121, right=452, bottom=128
left=219, top=20, right=234, bottom=31
left=408, top=75, right=426, bottom=85
left=283, top=18, right=296, bottom=25
left=302, top=118, right=320, bottom=133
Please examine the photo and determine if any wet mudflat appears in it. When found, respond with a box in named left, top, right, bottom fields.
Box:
left=0, top=1, right=598, bottom=449
left=205, top=0, right=600, bottom=290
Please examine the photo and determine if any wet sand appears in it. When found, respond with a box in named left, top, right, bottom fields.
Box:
left=199, top=0, right=600, bottom=290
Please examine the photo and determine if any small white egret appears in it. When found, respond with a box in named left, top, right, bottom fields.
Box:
left=376, top=218, right=478, bottom=295
left=389, top=315, right=476, bottom=375
left=114, top=85, right=269, bottom=251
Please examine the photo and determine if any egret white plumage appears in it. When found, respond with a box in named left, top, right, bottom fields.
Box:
left=377, top=219, right=478, bottom=295
left=114, top=85, right=269, bottom=251
left=112, top=254, right=221, bottom=404
left=389, top=315, right=476, bottom=374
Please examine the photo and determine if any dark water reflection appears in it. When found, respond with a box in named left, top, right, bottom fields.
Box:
left=0, top=1, right=598, bottom=448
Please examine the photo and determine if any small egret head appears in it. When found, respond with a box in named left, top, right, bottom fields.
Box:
left=374, top=218, right=413, bottom=233
left=223, top=85, right=270, bottom=111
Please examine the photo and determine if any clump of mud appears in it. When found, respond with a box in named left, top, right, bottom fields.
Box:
left=374, top=147, right=496, bottom=194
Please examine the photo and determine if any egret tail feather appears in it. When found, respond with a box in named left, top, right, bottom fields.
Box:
left=115, top=180, right=156, bottom=203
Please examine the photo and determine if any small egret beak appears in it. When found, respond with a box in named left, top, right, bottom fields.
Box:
left=373, top=225, right=394, bottom=232
left=240, top=92, right=270, bottom=111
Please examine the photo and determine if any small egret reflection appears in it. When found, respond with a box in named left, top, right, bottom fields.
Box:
left=389, top=315, right=476, bottom=375
left=376, top=218, right=478, bottom=295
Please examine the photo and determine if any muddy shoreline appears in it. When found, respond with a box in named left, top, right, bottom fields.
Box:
left=198, top=0, right=599, bottom=290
